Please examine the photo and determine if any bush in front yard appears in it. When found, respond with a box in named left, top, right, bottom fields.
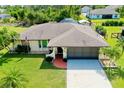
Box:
left=45, top=56, right=53, bottom=63
left=15, top=44, right=31, bottom=53
left=95, top=26, right=106, bottom=37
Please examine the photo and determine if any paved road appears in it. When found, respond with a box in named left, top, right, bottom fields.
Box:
left=67, top=59, right=112, bottom=88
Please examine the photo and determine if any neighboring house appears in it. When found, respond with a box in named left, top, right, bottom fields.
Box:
left=105, top=5, right=122, bottom=10
left=14, top=23, right=108, bottom=59
left=87, top=8, right=120, bottom=19
left=59, top=18, right=78, bottom=24
left=0, top=14, right=11, bottom=19
left=81, top=6, right=91, bottom=16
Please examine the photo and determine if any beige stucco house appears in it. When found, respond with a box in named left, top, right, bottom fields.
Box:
left=14, top=23, right=108, bottom=59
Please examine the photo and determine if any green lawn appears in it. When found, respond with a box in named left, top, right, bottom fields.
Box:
left=0, top=26, right=28, bottom=33
left=0, top=54, right=66, bottom=88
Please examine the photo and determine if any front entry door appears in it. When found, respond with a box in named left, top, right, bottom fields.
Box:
left=57, top=47, right=63, bottom=54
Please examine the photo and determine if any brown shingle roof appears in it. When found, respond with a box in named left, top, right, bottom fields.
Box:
left=20, top=23, right=74, bottom=40
left=20, top=23, right=108, bottom=47
left=48, top=24, right=108, bottom=47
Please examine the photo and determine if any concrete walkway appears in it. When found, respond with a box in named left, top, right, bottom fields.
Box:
left=67, top=59, right=112, bottom=88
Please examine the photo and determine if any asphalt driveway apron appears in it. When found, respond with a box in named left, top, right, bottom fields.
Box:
left=67, top=59, right=112, bottom=88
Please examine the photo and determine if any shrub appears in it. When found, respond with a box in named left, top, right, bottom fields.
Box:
left=102, top=21, right=124, bottom=26
left=45, top=56, right=53, bottom=63
left=2, top=18, right=10, bottom=23
left=95, top=26, right=106, bottom=37
left=15, top=44, right=31, bottom=54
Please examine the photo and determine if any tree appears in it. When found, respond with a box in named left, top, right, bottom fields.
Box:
left=102, top=47, right=121, bottom=62
left=10, top=31, right=19, bottom=49
left=116, top=37, right=124, bottom=54
left=95, top=26, right=107, bottom=38
left=0, top=27, right=18, bottom=50
left=0, top=27, right=11, bottom=50
left=0, top=69, right=28, bottom=88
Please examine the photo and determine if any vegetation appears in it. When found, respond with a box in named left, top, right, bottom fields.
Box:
left=117, top=6, right=124, bottom=17
left=0, top=27, right=19, bottom=50
left=15, top=45, right=31, bottom=54
left=102, top=47, right=121, bottom=62
left=116, top=37, right=124, bottom=54
left=0, top=54, right=66, bottom=88
left=95, top=26, right=106, bottom=37
left=0, top=69, right=28, bottom=88
left=2, top=5, right=81, bottom=26
left=102, top=21, right=124, bottom=26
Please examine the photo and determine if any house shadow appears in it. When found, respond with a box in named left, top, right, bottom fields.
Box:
left=40, top=59, right=65, bottom=70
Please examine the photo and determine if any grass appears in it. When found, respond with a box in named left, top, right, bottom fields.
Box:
left=0, top=54, right=66, bottom=88
left=104, top=26, right=121, bottom=46
left=99, top=26, right=124, bottom=88
left=0, top=26, right=28, bottom=33
left=91, top=17, right=124, bottom=87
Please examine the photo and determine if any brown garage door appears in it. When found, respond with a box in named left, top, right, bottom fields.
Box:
left=67, top=47, right=99, bottom=59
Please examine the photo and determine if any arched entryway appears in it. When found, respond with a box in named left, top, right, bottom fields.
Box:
left=57, top=47, right=63, bottom=54
left=53, top=47, right=67, bottom=69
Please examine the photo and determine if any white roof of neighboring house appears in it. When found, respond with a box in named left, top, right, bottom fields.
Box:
left=20, top=23, right=108, bottom=47
left=105, top=5, right=122, bottom=10
left=90, top=8, right=119, bottom=15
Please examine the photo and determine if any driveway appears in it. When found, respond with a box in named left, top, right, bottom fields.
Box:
left=67, top=59, right=112, bottom=88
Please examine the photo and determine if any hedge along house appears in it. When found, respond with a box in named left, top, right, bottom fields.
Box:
left=16, top=23, right=108, bottom=59
left=87, top=8, right=120, bottom=19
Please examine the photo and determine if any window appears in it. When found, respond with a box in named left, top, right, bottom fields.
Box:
left=38, top=40, right=41, bottom=48
left=42, top=40, right=48, bottom=48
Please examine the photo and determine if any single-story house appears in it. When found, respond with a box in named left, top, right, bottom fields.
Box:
left=87, top=8, right=120, bottom=19
left=105, top=5, right=122, bottom=10
left=81, top=6, right=91, bottom=16
left=0, top=14, right=11, bottom=19
left=14, top=23, right=108, bottom=59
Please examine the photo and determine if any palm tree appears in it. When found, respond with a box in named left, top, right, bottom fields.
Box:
left=102, top=47, right=121, bottom=62
left=0, top=69, right=28, bottom=88
left=116, top=37, right=124, bottom=54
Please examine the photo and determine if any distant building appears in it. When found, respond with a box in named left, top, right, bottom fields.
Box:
left=105, top=5, right=122, bottom=10
left=87, top=8, right=120, bottom=19
left=81, top=6, right=91, bottom=16
left=0, top=14, right=11, bottom=19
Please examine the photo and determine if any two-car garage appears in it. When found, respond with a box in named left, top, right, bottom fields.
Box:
left=67, top=47, right=99, bottom=59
